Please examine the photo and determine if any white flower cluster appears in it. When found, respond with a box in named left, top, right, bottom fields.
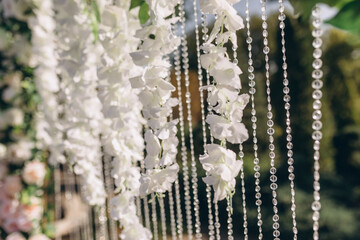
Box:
left=199, top=0, right=249, bottom=202
left=55, top=0, right=106, bottom=206
left=130, top=0, right=181, bottom=196
left=97, top=1, right=151, bottom=239
left=28, top=0, right=65, bottom=165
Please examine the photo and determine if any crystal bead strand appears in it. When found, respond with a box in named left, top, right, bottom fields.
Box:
left=245, top=0, right=263, bottom=238
left=193, top=0, right=216, bottom=238
left=226, top=201, right=234, bottom=240
left=159, top=196, right=167, bottom=240
left=239, top=144, right=248, bottom=240
left=151, top=193, right=159, bottom=240
left=179, top=0, right=201, bottom=238
left=54, top=164, right=62, bottom=240
left=64, top=167, right=76, bottom=240
left=98, top=205, right=108, bottom=240
left=174, top=35, right=192, bottom=239
left=141, top=159, right=151, bottom=230
left=277, top=1, right=298, bottom=238
left=260, top=0, right=281, bottom=239
left=168, top=184, right=177, bottom=240
left=136, top=196, right=143, bottom=224
left=311, top=5, right=323, bottom=240
left=103, top=154, right=118, bottom=240
left=174, top=179, right=184, bottom=240
left=85, top=207, right=93, bottom=239
left=169, top=106, right=183, bottom=240
left=200, top=12, right=221, bottom=240
left=214, top=202, right=221, bottom=240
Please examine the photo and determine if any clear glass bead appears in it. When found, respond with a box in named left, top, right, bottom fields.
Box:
left=312, top=59, right=323, bottom=69
left=312, top=79, right=323, bottom=89
left=312, top=121, right=322, bottom=130
left=312, top=70, right=323, bottom=79
left=311, top=201, right=321, bottom=211
left=312, top=90, right=323, bottom=100
left=273, top=230, right=280, bottom=237
left=312, top=110, right=322, bottom=120
left=263, top=46, right=270, bottom=54
left=313, top=49, right=322, bottom=59
left=313, top=100, right=322, bottom=110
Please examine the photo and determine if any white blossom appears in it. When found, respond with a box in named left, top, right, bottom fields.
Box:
left=199, top=0, right=249, bottom=203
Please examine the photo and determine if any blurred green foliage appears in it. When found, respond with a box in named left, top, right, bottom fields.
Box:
left=290, top=0, right=360, bottom=36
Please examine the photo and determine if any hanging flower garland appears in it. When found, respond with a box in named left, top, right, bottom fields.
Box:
left=130, top=0, right=181, bottom=196
left=28, top=0, right=64, bottom=166
left=0, top=2, right=52, bottom=239
left=97, top=1, right=151, bottom=239
left=54, top=0, right=106, bottom=206
left=199, top=0, right=249, bottom=203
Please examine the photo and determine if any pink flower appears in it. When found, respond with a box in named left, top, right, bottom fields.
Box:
left=0, top=198, right=19, bottom=220
left=5, top=232, right=25, bottom=240
left=22, top=160, right=46, bottom=186
left=15, top=214, right=32, bottom=232
left=29, top=234, right=50, bottom=240
left=3, top=175, right=22, bottom=198
left=2, top=218, right=19, bottom=233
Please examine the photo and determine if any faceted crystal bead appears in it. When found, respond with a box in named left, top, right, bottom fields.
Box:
left=312, top=110, right=322, bottom=120
left=313, top=49, right=322, bottom=59
left=312, top=90, right=323, bottom=100
left=312, top=79, right=323, bottom=89
left=311, top=201, right=321, bottom=211
left=313, top=100, right=322, bottom=110
left=312, top=59, right=323, bottom=69
left=312, top=70, right=323, bottom=79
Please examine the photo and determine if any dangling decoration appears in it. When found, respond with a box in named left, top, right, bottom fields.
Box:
left=199, top=0, right=249, bottom=206
left=55, top=0, right=106, bottom=206
left=259, top=0, right=282, bottom=239
left=277, top=0, right=298, bottom=238
left=310, top=4, right=324, bottom=240
left=0, top=0, right=336, bottom=239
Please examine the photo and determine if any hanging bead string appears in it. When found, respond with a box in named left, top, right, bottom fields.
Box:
left=136, top=196, right=143, bottom=225
left=174, top=27, right=192, bottom=239
left=167, top=108, right=178, bottom=240
left=245, top=0, right=263, bottom=238
left=103, top=154, right=117, bottom=240
left=169, top=106, right=183, bottom=240
left=226, top=201, right=234, bottom=240
left=54, top=164, right=62, bottom=240
left=239, top=144, right=248, bottom=240
left=214, top=202, right=221, bottom=240
left=140, top=159, right=151, bottom=230
left=168, top=184, right=177, bottom=240
left=64, top=167, right=76, bottom=240
left=311, top=5, right=324, bottom=240
left=194, top=4, right=216, bottom=237
left=174, top=179, right=184, bottom=240
left=98, top=205, right=108, bottom=240
left=179, top=0, right=202, bottom=238
left=151, top=193, right=159, bottom=240
left=86, top=207, right=94, bottom=239
left=260, top=0, right=281, bottom=239
left=277, top=1, right=298, bottom=238
left=200, top=12, right=220, bottom=240
left=159, top=196, right=167, bottom=240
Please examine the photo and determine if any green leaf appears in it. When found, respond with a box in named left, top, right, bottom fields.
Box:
left=130, top=0, right=144, bottom=9
left=91, top=0, right=101, bottom=22
left=327, top=1, right=360, bottom=36
left=139, top=2, right=150, bottom=25
left=289, top=0, right=355, bottom=21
